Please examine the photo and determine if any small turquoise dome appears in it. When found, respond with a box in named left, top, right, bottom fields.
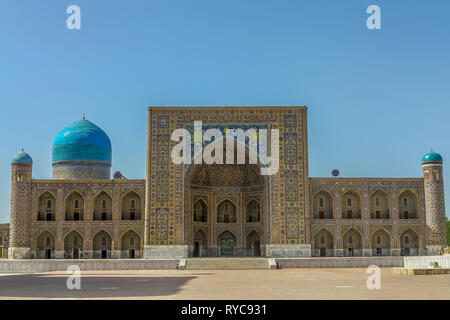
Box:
left=422, top=150, right=443, bottom=163
left=52, top=117, right=112, bottom=164
left=12, top=150, right=33, bottom=164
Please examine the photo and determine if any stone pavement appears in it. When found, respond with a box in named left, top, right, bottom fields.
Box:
left=0, top=268, right=448, bottom=300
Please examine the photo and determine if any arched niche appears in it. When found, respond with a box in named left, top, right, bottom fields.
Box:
left=342, top=228, right=363, bottom=256
left=120, top=230, right=141, bottom=258
left=121, top=191, right=142, bottom=221
left=370, top=228, right=392, bottom=256
left=37, top=192, right=56, bottom=221
left=93, top=191, right=113, bottom=221
left=36, top=231, right=56, bottom=259
left=64, top=230, right=84, bottom=258
left=341, top=190, right=361, bottom=219
left=313, top=229, right=334, bottom=257
left=92, top=230, right=112, bottom=259
left=398, top=190, right=419, bottom=219
left=65, top=191, right=84, bottom=221
left=312, top=190, right=333, bottom=219
left=370, top=190, right=390, bottom=219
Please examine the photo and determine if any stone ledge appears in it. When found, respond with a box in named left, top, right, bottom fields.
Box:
left=143, top=245, right=189, bottom=259
left=0, top=259, right=178, bottom=273
left=266, top=244, right=311, bottom=258
left=276, top=256, right=404, bottom=268
left=8, top=247, right=30, bottom=259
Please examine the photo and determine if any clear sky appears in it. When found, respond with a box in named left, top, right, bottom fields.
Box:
left=0, top=0, right=449, bottom=222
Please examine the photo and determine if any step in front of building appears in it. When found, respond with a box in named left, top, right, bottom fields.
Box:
left=392, top=267, right=450, bottom=275
left=185, top=258, right=274, bottom=270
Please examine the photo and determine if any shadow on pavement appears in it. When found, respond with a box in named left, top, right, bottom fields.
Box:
left=0, top=274, right=196, bottom=299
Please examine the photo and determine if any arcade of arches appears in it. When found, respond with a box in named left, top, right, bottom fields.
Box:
left=33, top=228, right=144, bottom=259
left=309, top=186, right=425, bottom=257
left=29, top=183, right=426, bottom=259
left=311, top=227, right=421, bottom=257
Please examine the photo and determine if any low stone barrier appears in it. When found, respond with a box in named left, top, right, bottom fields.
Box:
left=392, top=268, right=450, bottom=275
left=0, top=259, right=178, bottom=273
left=275, top=256, right=404, bottom=268
left=403, top=255, right=450, bottom=268
left=3, top=256, right=450, bottom=272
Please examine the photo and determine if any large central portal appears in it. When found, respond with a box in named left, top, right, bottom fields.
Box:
left=186, top=163, right=267, bottom=257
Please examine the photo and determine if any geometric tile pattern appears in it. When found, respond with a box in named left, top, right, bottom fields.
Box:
left=284, top=133, right=298, bottom=164
left=285, top=171, right=298, bottom=201
left=157, top=135, right=169, bottom=164
left=286, top=208, right=300, bottom=238
left=284, top=115, right=297, bottom=127
left=156, top=172, right=169, bottom=202
left=156, top=208, right=168, bottom=240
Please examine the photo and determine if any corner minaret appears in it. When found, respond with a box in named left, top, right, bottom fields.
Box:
left=422, top=150, right=447, bottom=255
left=9, top=149, right=33, bottom=259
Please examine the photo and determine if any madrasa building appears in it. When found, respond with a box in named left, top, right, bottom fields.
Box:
left=7, top=106, right=448, bottom=259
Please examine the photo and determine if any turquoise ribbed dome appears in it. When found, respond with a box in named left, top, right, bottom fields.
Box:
left=52, top=118, right=112, bottom=164
left=12, top=150, right=33, bottom=164
left=422, top=151, right=443, bottom=163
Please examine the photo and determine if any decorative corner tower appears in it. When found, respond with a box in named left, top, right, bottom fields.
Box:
left=9, top=149, right=33, bottom=259
left=422, top=150, right=447, bottom=255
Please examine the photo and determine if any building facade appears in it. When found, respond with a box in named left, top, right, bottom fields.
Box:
left=6, top=106, right=448, bottom=259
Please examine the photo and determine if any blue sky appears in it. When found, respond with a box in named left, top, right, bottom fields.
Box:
left=0, top=0, right=449, bottom=222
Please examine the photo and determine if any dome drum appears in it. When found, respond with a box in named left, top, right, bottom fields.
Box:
left=52, top=161, right=111, bottom=180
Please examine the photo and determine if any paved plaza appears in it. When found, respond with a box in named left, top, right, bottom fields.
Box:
left=0, top=268, right=448, bottom=300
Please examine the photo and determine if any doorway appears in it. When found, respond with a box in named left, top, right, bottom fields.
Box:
left=252, top=240, right=261, bottom=257
left=348, top=248, right=354, bottom=256
left=347, top=210, right=353, bottom=219
left=193, top=241, right=200, bottom=257
left=101, top=249, right=107, bottom=259
left=73, top=248, right=79, bottom=259
left=218, top=231, right=236, bottom=256
left=193, top=229, right=207, bottom=257
left=129, top=249, right=135, bottom=259
left=246, top=230, right=261, bottom=257
left=45, top=249, right=52, bottom=259
left=320, top=248, right=326, bottom=257
left=220, top=239, right=234, bottom=256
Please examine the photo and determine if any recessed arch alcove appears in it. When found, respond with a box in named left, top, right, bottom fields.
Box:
left=184, top=141, right=269, bottom=257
